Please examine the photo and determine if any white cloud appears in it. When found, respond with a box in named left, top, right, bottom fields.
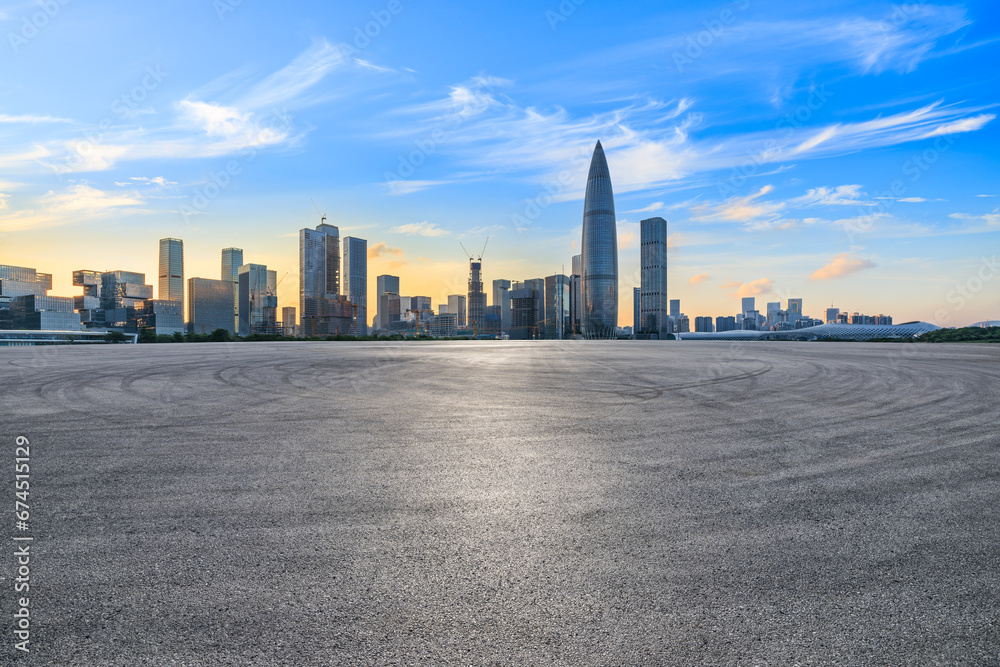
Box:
left=920, top=114, right=995, bottom=138
left=809, top=253, right=877, bottom=280
left=41, top=184, right=144, bottom=215
left=0, top=114, right=73, bottom=124
left=389, top=221, right=449, bottom=237
left=791, top=184, right=870, bottom=206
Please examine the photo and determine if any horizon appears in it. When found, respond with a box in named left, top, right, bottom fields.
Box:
left=2, top=0, right=999, bottom=327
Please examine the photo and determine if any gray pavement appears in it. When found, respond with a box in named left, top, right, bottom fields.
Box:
left=1, top=341, right=999, bottom=666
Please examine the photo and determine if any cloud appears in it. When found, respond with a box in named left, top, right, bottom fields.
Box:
left=389, top=221, right=449, bottom=237
left=720, top=278, right=774, bottom=298
left=0, top=193, right=9, bottom=210
left=694, top=185, right=784, bottom=223
left=628, top=202, right=664, bottom=213
left=367, top=242, right=403, bottom=259
left=0, top=114, right=73, bottom=124
left=129, top=176, right=176, bottom=186
left=791, top=184, right=870, bottom=206
left=385, top=180, right=454, bottom=195
left=689, top=273, right=710, bottom=285
left=809, top=253, right=877, bottom=280
left=919, top=114, right=996, bottom=139
left=949, top=210, right=1000, bottom=227
left=41, top=184, right=144, bottom=215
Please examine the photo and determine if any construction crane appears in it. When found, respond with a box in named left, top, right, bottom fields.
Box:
left=311, top=199, right=327, bottom=225
left=406, top=308, right=425, bottom=337
left=459, top=236, right=490, bottom=262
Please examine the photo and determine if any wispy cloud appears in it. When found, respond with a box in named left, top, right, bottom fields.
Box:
left=0, top=114, right=73, bottom=124
left=368, top=242, right=404, bottom=259
left=809, top=253, right=877, bottom=281
left=689, top=273, right=710, bottom=285
left=389, top=221, right=449, bottom=237
left=721, top=278, right=774, bottom=299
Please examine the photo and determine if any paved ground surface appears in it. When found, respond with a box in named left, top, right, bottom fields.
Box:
left=1, top=341, right=999, bottom=666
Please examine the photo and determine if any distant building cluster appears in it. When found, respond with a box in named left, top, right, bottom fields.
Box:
left=0, top=139, right=921, bottom=344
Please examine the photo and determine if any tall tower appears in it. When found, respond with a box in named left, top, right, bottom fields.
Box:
left=467, top=260, right=485, bottom=331
left=640, top=217, right=668, bottom=337
left=299, top=223, right=340, bottom=334
left=343, top=237, right=368, bottom=335
left=580, top=141, right=618, bottom=339
left=158, top=238, right=184, bottom=308
left=222, top=247, right=243, bottom=333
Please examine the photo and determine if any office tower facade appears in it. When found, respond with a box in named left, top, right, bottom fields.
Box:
left=282, top=306, right=296, bottom=336
left=670, top=299, right=680, bottom=321
left=378, top=292, right=400, bottom=331
left=138, top=300, right=184, bottom=335
left=158, top=238, right=184, bottom=309
left=509, top=286, right=538, bottom=340
left=222, top=247, right=243, bottom=332
left=467, top=260, right=486, bottom=331
left=580, top=141, right=618, bottom=339
left=633, top=287, right=641, bottom=337
left=716, top=315, right=737, bottom=332
left=742, top=297, right=755, bottom=319
left=788, top=298, right=803, bottom=321
left=448, top=294, right=467, bottom=328
left=188, top=278, right=235, bottom=335
left=695, top=316, right=714, bottom=333
left=521, top=278, right=545, bottom=327
left=299, top=224, right=340, bottom=334
left=826, top=307, right=840, bottom=324
left=238, top=264, right=275, bottom=336
left=10, top=295, right=80, bottom=330
left=639, top=217, right=668, bottom=337
left=544, top=274, right=570, bottom=339
left=343, top=236, right=368, bottom=335
left=429, top=312, right=457, bottom=337
left=493, top=279, right=511, bottom=332
left=767, top=302, right=781, bottom=327
left=376, top=274, right=400, bottom=330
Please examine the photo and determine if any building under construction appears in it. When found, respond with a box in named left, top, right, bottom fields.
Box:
left=462, top=239, right=489, bottom=333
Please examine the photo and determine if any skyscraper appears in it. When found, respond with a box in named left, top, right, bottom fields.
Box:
left=670, top=299, right=680, bottom=321
left=492, top=279, right=511, bottom=332
left=188, top=277, right=235, bottom=335
left=639, top=217, right=668, bottom=337
left=299, top=224, right=340, bottom=334
left=222, top=247, right=243, bottom=332
left=570, top=254, right=582, bottom=336
left=742, top=297, right=756, bottom=319
left=158, top=238, right=184, bottom=311
left=580, top=140, right=618, bottom=339
left=544, top=274, right=570, bottom=339
left=788, top=298, right=803, bottom=321
left=448, top=294, right=467, bottom=328
left=467, top=260, right=486, bottom=331
left=633, top=287, right=641, bottom=338
left=377, top=275, right=400, bottom=330
left=238, top=264, right=273, bottom=336
left=343, top=236, right=368, bottom=335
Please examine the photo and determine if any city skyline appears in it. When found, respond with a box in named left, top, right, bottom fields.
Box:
left=1, top=1, right=998, bottom=327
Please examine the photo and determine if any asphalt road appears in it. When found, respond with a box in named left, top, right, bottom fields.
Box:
left=1, top=341, right=999, bottom=666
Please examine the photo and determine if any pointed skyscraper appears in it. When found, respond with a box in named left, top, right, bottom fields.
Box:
left=580, top=140, right=618, bottom=339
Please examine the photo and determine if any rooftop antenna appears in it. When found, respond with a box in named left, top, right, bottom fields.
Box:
left=311, top=199, right=327, bottom=225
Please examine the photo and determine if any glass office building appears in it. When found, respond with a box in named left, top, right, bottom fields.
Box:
left=222, top=248, right=243, bottom=332
left=299, top=224, right=340, bottom=334
left=188, top=277, right=235, bottom=335
left=544, top=274, right=570, bottom=339
left=343, top=236, right=368, bottom=335
left=639, top=217, right=668, bottom=337
left=158, top=238, right=184, bottom=309
left=580, top=141, right=618, bottom=339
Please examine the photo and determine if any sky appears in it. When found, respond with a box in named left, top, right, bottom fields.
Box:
left=1, top=0, right=999, bottom=327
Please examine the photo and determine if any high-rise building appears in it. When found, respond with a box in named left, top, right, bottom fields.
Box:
left=158, top=239, right=184, bottom=310
left=670, top=299, right=680, bottom=321
left=238, top=264, right=275, bottom=336
left=188, top=277, right=235, bottom=335
left=467, top=260, right=486, bottom=331
left=715, top=316, right=737, bottom=332
left=376, top=274, right=400, bottom=330
left=282, top=306, right=297, bottom=337
left=767, top=302, right=781, bottom=327
left=378, top=292, right=400, bottom=331
left=493, top=279, right=511, bottom=332
left=299, top=224, right=340, bottom=334
left=10, top=295, right=80, bottom=331
left=221, top=247, right=243, bottom=332
left=343, top=236, right=368, bottom=335
left=639, top=217, right=668, bottom=337
left=521, top=278, right=545, bottom=327
left=544, top=274, right=570, bottom=339
left=448, top=294, right=467, bottom=328
left=826, top=307, right=840, bottom=325
left=509, top=286, right=538, bottom=340
left=633, top=287, right=641, bottom=338
left=742, top=297, right=755, bottom=319
left=580, top=140, right=618, bottom=339
left=695, top=316, right=714, bottom=333
left=570, top=254, right=582, bottom=337
left=788, top=298, right=803, bottom=321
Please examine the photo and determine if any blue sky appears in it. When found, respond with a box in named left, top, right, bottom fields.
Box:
left=1, top=0, right=998, bottom=326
